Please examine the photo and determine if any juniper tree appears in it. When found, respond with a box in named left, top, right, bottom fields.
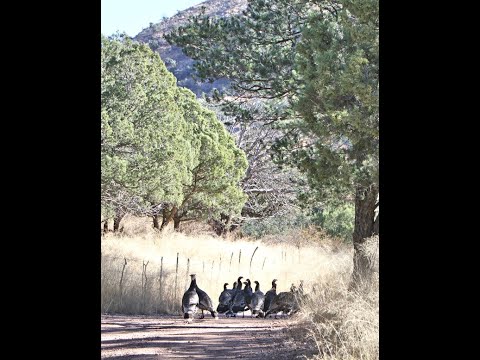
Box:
left=101, top=34, right=248, bottom=232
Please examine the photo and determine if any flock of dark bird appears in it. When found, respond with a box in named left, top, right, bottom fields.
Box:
left=182, top=274, right=304, bottom=322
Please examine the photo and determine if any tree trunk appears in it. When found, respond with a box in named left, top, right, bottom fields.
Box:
left=173, top=214, right=181, bottom=231
left=373, top=212, right=379, bottom=235
left=153, top=215, right=161, bottom=230
left=160, top=205, right=178, bottom=231
left=350, top=184, right=379, bottom=289
left=222, top=214, right=232, bottom=237
left=103, top=220, right=109, bottom=233
left=113, top=209, right=125, bottom=233
left=161, top=208, right=168, bottom=228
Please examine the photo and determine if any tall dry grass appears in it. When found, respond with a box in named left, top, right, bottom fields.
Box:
left=102, top=216, right=351, bottom=314
left=297, top=236, right=379, bottom=360
left=101, top=216, right=378, bottom=359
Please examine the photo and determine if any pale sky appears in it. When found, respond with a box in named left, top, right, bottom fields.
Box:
left=101, top=0, right=204, bottom=37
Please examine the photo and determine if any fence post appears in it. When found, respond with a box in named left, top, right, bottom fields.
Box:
left=174, top=252, right=179, bottom=306
left=119, top=257, right=127, bottom=310
left=159, top=256, right=164, bottom=311
left=185, top=258, right=190, bottom=290
left=142, top=260, right=149, bottom=314
left=249, top=246, right=258, bottom=273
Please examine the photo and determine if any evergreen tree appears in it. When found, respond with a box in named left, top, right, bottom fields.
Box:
left=101, top=34, right=193, bottom=226
left=171, top=88, right=248, bottom=231
left=166, top=0, right=379, bottom=285
left=101, top=34, right=247, bottom=232
left=291, top=0, right=379, bottom=285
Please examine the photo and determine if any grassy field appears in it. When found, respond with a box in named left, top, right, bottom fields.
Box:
left=101, top=215, right=378, bottom=359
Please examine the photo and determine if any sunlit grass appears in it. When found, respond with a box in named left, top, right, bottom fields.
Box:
left=101, top=216, right=378, bottom=359
left=101, top=215, right=352, bottom=314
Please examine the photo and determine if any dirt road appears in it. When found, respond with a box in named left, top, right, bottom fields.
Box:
left=101, top=314, right=317, bottom=359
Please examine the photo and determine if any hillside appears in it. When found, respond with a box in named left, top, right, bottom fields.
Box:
left=134, top=0, right=248, bottom=96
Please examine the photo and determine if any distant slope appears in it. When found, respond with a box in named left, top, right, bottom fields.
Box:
left=134, top=0, right=248, bottom=96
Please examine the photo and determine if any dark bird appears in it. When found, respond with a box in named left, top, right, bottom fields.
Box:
left=196, top=279, right=219, bottom=319
left=244, top=279, right=253, bottom=308
left=217, top=283, right=234, bottom=314
left=235, top=277, right=243, bottom=292
left=231, top=276, right=248, bottom=316
left=262, top=279, right=277, bottom=315
left=238, top=279, right=253, bottom=317
left=250, top=280, right=265, bottom=317
left=264, top=281, right=299, bottom=319
left=182, top=274, right=199, bottom=323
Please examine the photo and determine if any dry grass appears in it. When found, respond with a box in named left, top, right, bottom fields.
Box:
left=101, top=216, right=378, bottom=359
left=102, top=215, right=352, bottom=313
left=296, top=236, right=379, bottom=360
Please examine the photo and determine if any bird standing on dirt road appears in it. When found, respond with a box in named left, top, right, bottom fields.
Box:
left=262, top=279, right=277, bottom=315
left=182, top=274, right=199, bottom=323
left=217, top=283, right=233, bottom=314
left=196, top=279, right=219, bottom=319
left=250, top=280, right=265, bottom=317
left=231, top=276, right=247, bottom=316
left=264, top=282, right=299, bottom=319
left=239, top=279, right=253, bottom=317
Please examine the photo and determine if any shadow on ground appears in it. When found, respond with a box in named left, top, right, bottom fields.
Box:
left=101, top=315, right=318, bottom=359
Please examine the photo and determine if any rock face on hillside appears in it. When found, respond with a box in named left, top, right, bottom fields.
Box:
left=134, top=0, right=248, bottom=96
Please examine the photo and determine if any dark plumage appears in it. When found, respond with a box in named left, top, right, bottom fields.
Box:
left=235, top=277, right=243, bottom=291
left=262, top=279, right=277, bottom=315
left=264, top=280, right=300, bottom=319
left=243, top=279, right=253, bottom=308
left=231, top=276, right=248, bottom=316
left=196, top=279, right=218, bottom=319
left=217, top=283, right=234, bottom=314
left=182, top=274, right=199, bottom=322
left=235, top=279, right=253, bottom=317
left=250, top=280, right=265, bottom=317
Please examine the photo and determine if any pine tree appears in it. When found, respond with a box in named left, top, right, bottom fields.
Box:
left=166, top=0, right=379, bottom=285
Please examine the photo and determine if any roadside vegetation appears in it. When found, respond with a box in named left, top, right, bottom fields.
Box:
left=101, top=216, right=378, bottom=359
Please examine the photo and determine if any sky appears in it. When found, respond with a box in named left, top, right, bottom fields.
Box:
left=101, top=0, right=204, bottom=37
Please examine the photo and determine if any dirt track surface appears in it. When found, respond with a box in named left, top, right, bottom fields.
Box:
left=101, top=314, right=317, bottom=359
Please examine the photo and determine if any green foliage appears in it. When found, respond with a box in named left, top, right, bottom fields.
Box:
left=165, top=0, right=378, bottom=245
left=288, top=0, right=379, bottom=195
left=241, top=212, right=311, bottom=238
left=175, top=88, right=248, bottom=220
left=164, top=0, right=311, bottom=100
left=314, top=203, right=355, bottom=242
left=101, top=34, right=247, bottom=223
left=101, top=34, right=193, bottom=214
left=241, top=203, right=354, bottom=242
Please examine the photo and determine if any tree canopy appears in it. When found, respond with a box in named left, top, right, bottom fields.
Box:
left=165, top=0, right=379, bottom=285
left=101, top=34, right=247, bottom=230
left=173, top=87, right=248, bottom=227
